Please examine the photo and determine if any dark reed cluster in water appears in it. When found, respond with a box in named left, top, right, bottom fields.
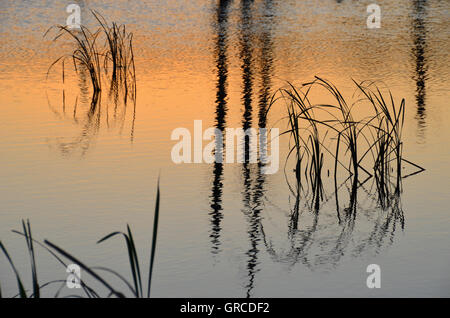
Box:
left=245, top=77, right=426, bottom=275
left=269, top=76, right=424, bottom=211
left=45, top=10, right=136, bottom=106
left=45, top=10, right=137, bottom=156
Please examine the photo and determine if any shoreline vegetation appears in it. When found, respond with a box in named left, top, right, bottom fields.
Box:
left=0, top=181, right=160, bottom=298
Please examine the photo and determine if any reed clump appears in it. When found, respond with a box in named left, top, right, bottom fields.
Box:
left=271, top=76, right=424, bottom=207
left=92, top=10, right=137, bottom=103
left=46, top=25, right=103, bottom=105
left=45, top=10, right=136, bottom=106
left=352, top=80, right=408, bottom=192
left=0, top=182, right=160, bottom=298
left=280, top=83, right=327, bottom=210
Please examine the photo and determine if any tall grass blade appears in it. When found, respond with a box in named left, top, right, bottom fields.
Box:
left=0, top=241, right=27, bottom=298
left=147, top=179, right=160, bottom=298
left=22, top=220, right=39, bottom=298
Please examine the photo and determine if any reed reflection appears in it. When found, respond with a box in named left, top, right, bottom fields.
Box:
left=47, top=62, right=136, bottom=157
left=261, top=173, right=405, bottom=270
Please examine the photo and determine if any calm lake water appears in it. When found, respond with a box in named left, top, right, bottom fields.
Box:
left=0, top=0, right=449, bottom=297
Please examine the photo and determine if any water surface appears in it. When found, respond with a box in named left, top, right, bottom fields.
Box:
left=0, top=0, right=449, bottom=297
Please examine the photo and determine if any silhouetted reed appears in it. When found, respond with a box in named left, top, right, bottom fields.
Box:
left=279, top=84, right=327, bottom=210
left=46, top=24, right=102, bottom=106
left=45, top=10, right=136, bottom=107
left=0, top=182, right=160, bottom=298
left=352, top=80, right=407, bottom=191
left=258, top=77, right=424, bottom=269
left=45, top=11, right=138, bottom=156
left=271, top=77, right=424, bottom=198
left=92, top=10, right=137, bottom=103
left=0, top=220, right=100, bottom=298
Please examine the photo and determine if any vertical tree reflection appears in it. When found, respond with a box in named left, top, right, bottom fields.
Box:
left=239, top=0, right=275, bottom=298
left=209, top=0, right=231, bottom=256
left=412, top=0, right=429, bottom=141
